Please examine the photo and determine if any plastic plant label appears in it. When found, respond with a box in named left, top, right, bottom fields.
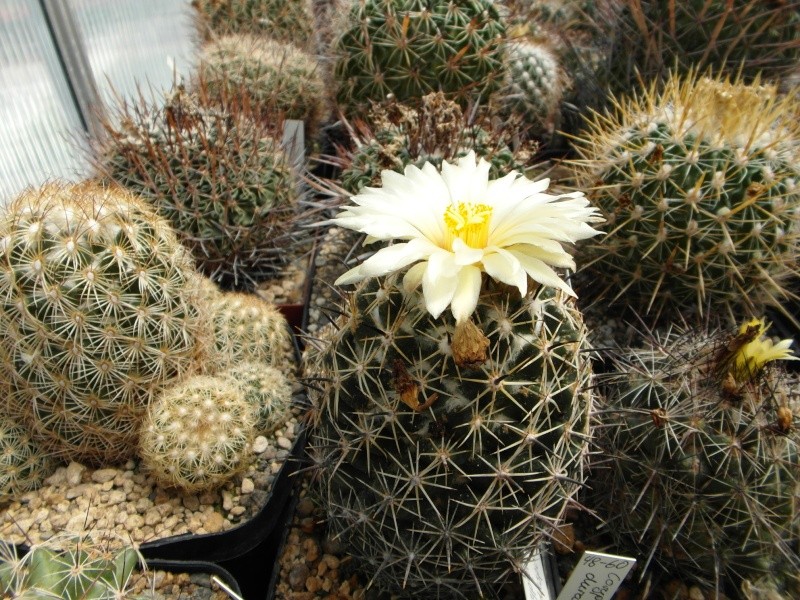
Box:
left=521, top=547, right=558, bottom=600
left=555, top=551, right=636, bottom=600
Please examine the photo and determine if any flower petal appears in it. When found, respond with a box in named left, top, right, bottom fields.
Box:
left=452, top=238, right=484, bottom=265
left=482, top=248, right=527, bottom=295
left=334, top=240, right=433, bottom=285
left=422, top=252, right=458, bottom=319
left=450, top=266, right=482, bottom=324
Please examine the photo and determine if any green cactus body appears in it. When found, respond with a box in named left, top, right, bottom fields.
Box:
left=221, top=362, right=293, bottom=435
left=0, top=414, right=55, bottom=505
left=96, top=87, right=300, bottom=290
left=340, top=92, right=536, bottom=194
left=503, top=39, right=564, bottom=133
left=210, top=291, right=292, bottom=369
left=611, top=0, right=800, bottom=91
left=0, top=533, right=140, bottom=599
left=192, top=0, right=316, bottom=49
left=0, top=183, right=210, bottom=465
left=139, top=375, right=256, bottom=493
left=307, top=276, right=593, bottom=597
left=332, top=0, right=507, bottom=113
left=198, top=34, right=326, bottom=139
left=574, top=74, right=800, bottom=323
left=595, top=328, right=800, bottom=594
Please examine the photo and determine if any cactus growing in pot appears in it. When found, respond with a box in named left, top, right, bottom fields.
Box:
left=305, top=152, right=602, bottom=597
left=0, top=182, right=211, bottom=465
left=591, top=319, right=800, bottom=596
left=573, top=72, right=800, bottom=325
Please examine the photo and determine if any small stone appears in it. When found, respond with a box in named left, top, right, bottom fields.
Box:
left=91, top=468, right=118, bottom=484
left=230, top=506, right=246, bottom=517
left=296, top=497, right=314, bottom=517
left=240, top=478, right=255, bottom=494
left=44, top=468, right=67, bottom=486
left=322, top=536, right=345, bottom=555
left=252, top=436, right=269, bottom=454
left=688, top=587, right=705, bottom=600
left=203, top=511, right=226, bottom=533
left=222, top=491, right=234, bottom=511
left=552, top=523, right=575, bottom=554
left=288, top=564, right=310, bottom=591
left=306, top=576, right=321, bottom=593
left=277, top=436, right=292, bottom=450
left=65, top=462, right=86, bottom=486
left=182, top=495, right=200, bottom=511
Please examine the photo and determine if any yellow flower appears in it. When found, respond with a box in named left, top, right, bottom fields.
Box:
left=730, top=318, right=797, bottom=382
left=332, top=152, right=603, bottom=323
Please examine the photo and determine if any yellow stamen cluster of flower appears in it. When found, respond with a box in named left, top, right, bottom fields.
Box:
left=730, top=317, right=796, bottom=382
left=443, top=202, right=493, bottom=249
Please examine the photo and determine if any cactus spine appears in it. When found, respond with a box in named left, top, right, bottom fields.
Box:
left=0, top=414, right=55, bottom=505
left=307, top=276, right=593, bottom=597
left=221, top=362, right=293, bottom=435
left=0, top=182, right=210, bottom=465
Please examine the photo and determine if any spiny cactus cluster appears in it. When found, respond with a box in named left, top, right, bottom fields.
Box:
left=592, top=319, right=800, bottom=596
left=610, top=0, right=800, bottom=92
left=192, top=0, right=316, bottom=50
left=209, top=291, right=292, bottom=369
left=340, top=92, right=537, bottom=194
left=307, top=276, right=593, bottom=597
left=573, top=73, right=800, bottom=324
left=0, top=532, right=141, bottom=599
left=0, top=414, right=54, bottom=505
left=139, top=375, right=256, bottom=493
left=197, top=34, right=326, bottom=138
left=95, top=85, right=301, bottom=289
left=331, top=0, right=507, bottom=113
left=0, top=182, right=210, bottom=465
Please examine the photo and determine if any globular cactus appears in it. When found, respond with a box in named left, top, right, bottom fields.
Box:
left=340, top=92, right=537, bottom=194
left=610, top=0, right=800, bottom=92
left=221, top=362, right=293, bottom=435
left=95, top=85, right=301, bottom=290
left=307, top=277, right=593, bottom=597
left=139, top=375, right=256, bottom=493
left=501, top=37, right=565, bottom=134
left=0, top=414, right=55, bottom=505
left=0, top=532, right=141, bottom=599
left=591, top=319, right=800, bottom=596
left=0, top=182, right=210, bottom=465
left=573, top=73, right=800, bottom=324
left=197, top=34, right=327, bottom=139
left=192, top=0, right=316, bottom=50
left=210, top=291, right=292, bottom=369
left=331, top=0, right=507, bottom=114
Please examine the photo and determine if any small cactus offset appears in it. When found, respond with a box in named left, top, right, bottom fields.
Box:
left=0, top=532, right=142, bottom=599
left=95, top=85, right=301, bottom=290
left=610, top=0, right=800, bottom=92
left=221, top=362, right=293, bottom=435
left=210, top=291, right=292, bottom=369
left=197, top=34, right=327, bottom=139
left=192, top=0, right=316, bottom=49
left=573, top=72, right=800, bottom=324
left=139, top=375, right=256, bottom=493
left=0, top=182, right=210, bottom=465
left=0, top=414, right=55, bottom=505
left=340, top=92, right=537, bottom=194
left=592, top=319, right=800, bottom=595
left=331, top=0, right=507, bottom=113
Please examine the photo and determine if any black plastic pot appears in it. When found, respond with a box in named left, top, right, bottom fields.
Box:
left=139, top=427, right=307, bottom=565
left=143, top=558, right=244, bottom=598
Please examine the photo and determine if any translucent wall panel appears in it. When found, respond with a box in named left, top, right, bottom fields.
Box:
left=0, top=0, right=89, bottom=203
left=70, top=0, right=199, bottom=112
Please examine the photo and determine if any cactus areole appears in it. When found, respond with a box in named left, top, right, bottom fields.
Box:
left=307, top=155, right=601, bottom=596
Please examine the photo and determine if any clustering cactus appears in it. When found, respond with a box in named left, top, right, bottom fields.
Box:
left=139, top=375, right=256, bottom=493
left=307, top=277, right=593, bottom=597
left=501, top=37, right=565, bottom=134
left=210, top=291, right=292, bottom=369
left=331, top=0, right=507, bottom=113
left=592, top=320, right=800, bottom=596
left=197, top=34, right=327, bottom=138
left=0, top=182, right=210, bottom=465
left=221, top=362, right=293, bottom=435
left=340, top=92, right=537, bottom=194
left=95, top=86, right=301, bottom=289
left=0, top=414, right=55, bottom=505
left=610, top=0, right=800, bottom=92
left=573, top=73, right=800, bottom=324
left=192, top=0, right=315, bottom=49
left=0, top=532, right=141, bottom=599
